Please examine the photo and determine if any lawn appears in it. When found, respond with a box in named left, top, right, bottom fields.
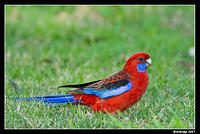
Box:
left=5, top=5, right=195, bottom=129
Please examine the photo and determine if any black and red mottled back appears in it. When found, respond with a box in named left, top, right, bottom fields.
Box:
left=85, top=71, right=129, bottom=89
left=63, top=71, right=130, bottom=97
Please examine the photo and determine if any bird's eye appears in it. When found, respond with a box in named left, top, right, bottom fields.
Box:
left=138, top=57, right=144, bottom=61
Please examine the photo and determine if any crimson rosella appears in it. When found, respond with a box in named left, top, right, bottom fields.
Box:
left=13, top=52, right=152, bottom=114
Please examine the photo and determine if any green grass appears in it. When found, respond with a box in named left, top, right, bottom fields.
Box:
left=5, top=5, right=195, bottom=129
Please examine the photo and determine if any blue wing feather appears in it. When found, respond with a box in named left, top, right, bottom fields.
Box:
left=63, top=71, right=132, bottom=99
left=83, top=81, right=132, bottom=99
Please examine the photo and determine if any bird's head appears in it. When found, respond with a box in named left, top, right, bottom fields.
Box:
left=123, top=52, right=152, bottom=74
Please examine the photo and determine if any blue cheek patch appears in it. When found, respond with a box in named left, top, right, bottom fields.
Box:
left=137, top=63, right=147, bottom=72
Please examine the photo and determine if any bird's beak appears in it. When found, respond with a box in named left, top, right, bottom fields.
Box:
left=145, top=58, right=152, bottom=68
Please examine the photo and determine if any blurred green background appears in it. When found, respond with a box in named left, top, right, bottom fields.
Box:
left=5, top=6, right=194, bottom=128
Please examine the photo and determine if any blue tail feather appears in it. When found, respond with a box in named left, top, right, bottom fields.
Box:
left=45, top=100, right=81, bottom=106
left=12, top=94, right=82, bottom=105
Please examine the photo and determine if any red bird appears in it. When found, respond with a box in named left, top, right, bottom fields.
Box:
left=13, top=52, right=152, bottom=114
